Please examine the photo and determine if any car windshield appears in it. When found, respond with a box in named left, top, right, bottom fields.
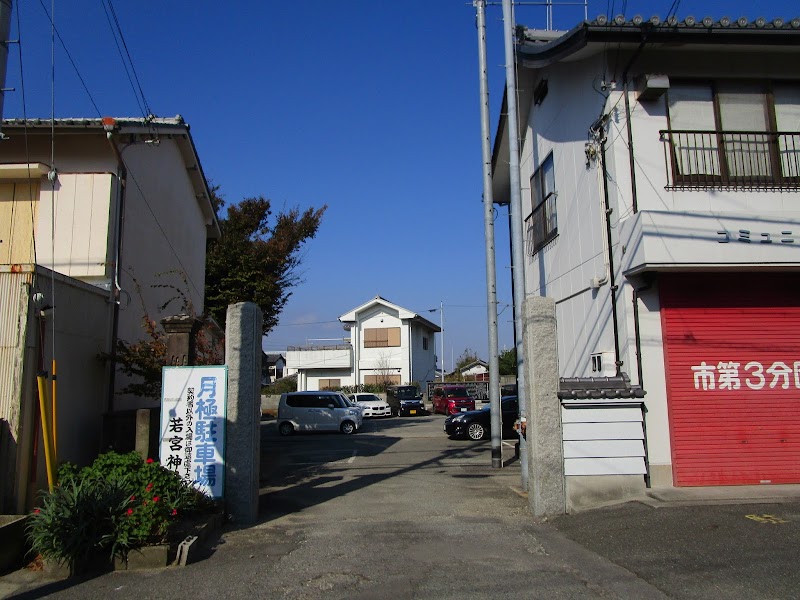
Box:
left=359, top=395, right=381, bottom=402
left=394, top=387, right=417, bottom=399
left=445, top=388, right=468, bottom=398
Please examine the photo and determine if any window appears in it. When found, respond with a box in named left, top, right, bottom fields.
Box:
left=665, top=80, right=800, bottom=188
left=422, top=336, right=428, bottom=350
left=526, top=153, right=557, bottom=255
left=364, top=327, right=401, bottom=348
left=319, top=379, right=340, bottom=390
left=364, top=374, right=401, bottom=385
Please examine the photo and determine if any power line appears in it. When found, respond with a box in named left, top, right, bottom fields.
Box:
left=35, top=0, right=102, bottom=117
left=101, top=0, right=153, bottom=119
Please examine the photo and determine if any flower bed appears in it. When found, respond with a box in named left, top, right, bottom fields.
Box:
left=27, top=451, right=221, bottom=576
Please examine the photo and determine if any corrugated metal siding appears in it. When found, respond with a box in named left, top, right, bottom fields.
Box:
left=562, top=405, right=646, bottom=476
left=0, top=268, right=33, bottom=435
left=661, top=273, right=800, bottom=486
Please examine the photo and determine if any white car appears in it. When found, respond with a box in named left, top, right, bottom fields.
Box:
left=348, top=393, right=392, bottom=418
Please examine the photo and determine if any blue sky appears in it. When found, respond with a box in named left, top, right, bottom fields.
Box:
left=5, top=1, right=795, bottom=371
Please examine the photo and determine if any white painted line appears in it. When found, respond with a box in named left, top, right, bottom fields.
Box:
left=347, top=450, right=358, bottom=464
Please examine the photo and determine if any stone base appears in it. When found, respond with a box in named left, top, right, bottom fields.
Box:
left=565, top=475, right=647, bottom=512
left=0, top=515, right=29, bottom=574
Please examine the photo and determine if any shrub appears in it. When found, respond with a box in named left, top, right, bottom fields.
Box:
left=27, top=451, right=216, bottom=571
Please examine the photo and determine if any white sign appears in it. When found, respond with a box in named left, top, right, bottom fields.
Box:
left=690, top=360, right=800, bottom=391
left=160, top=366, right=227, bottom=498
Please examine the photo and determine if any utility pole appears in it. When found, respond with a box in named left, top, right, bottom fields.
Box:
left=474, top=0, right=502, bottom=469
left=440, top=301, right=445, bottom=381
left=501, top=0, right=529, bottom=490
left=0, top=0, right=12, bottom=135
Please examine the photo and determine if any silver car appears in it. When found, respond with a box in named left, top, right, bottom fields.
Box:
left=277, top=391, right=363, bottom=435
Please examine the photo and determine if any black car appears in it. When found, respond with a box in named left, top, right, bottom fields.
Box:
left=387, top=385, right=426, bottom=417
left=443, top=396, right=518, bottom=440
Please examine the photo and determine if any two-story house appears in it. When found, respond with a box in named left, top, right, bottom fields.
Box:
left=492, top=16, right=800, bottom=507
left=0, top=116, right=218, bottom=512
left=286, top=296, right=440, bottom=391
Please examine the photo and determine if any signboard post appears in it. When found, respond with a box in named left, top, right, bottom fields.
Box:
left=160, top=366, right=227, bottom=499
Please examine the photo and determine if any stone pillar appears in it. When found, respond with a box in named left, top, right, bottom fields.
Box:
left=161, top=314, right=201, bottom=366
left=522, top=296, right=565, bottom=516
left=224, top=302, right=262, bottom=523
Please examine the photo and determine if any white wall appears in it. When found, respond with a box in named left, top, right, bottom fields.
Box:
left=520, top=55, right=620, bottom=378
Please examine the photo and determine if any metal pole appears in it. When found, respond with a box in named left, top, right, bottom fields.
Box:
left=475, top=0, right=503, bottom=469
left=502, top=0, right=529, bottom=490
left=0, top=0, right=12, bottom=135
left=440, top=301, right=445, bottom=381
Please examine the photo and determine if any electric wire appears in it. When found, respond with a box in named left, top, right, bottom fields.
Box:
left=36, top=0, right=102, bottom=117
left=100, top=0, right=150, bottom=120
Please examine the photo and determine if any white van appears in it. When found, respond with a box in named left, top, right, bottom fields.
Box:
left=277, top=391, right=363, bottom=436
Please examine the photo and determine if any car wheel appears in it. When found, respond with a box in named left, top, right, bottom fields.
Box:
left=278, top=422, right=294, bottom=436
left=467, top=422, right=486, bottom=440
left=340, top=421, right=356, bottom=435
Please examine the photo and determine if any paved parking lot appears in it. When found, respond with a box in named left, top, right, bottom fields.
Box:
left=6, top=412, right=800, bottom=599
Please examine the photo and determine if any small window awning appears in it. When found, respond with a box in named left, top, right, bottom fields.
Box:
left=0, top=163, right=51, bottom=180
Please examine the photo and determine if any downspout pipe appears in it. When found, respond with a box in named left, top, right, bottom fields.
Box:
left=622, top=34, right=649, bottom=215
left=599, top=129, right=623, bottom=376
left=105, top=126, right=127, bottom=413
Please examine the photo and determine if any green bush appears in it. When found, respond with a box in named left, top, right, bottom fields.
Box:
left=27, top=451, right=216, bottom=571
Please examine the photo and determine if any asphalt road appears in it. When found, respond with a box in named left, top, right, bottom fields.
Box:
left=6, top=413, right=800, bottom=599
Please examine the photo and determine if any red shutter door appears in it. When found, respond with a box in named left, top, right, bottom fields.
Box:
left=660, top=273, right=800, bottom=486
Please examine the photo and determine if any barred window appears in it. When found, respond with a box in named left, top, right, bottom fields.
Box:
left=526, top=153, right=557, bottom=255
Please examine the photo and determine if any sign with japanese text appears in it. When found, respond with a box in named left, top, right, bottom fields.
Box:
left=691, top=360, right=800, bottom=391
left=160, top=366, right=227, bottom=499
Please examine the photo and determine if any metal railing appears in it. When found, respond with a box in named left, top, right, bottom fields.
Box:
left=659, top=129, right=800, bottom=190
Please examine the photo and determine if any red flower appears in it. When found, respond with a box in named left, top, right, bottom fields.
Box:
left=153, top=496, right=160, bottom=503
left=146, top=458, right=154, bottom=464
left=145, top=483, right=153, bottom=491
left=127, top=508, right=134, bottom=515
left=171, top=509, right=178, bottom=516
left=129, top=495, right=136, bottom=501
left=34, top=508, right=40, bottom=514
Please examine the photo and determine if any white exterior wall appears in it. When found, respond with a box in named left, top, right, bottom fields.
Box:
left=521, top=55, right=620, bottom=378
left=409, top=323, right=437, bottom=385
left=356, top=306, right=406, bottom=383
left=520, top=44, right=800, bottom=488
left=0, top=130, right=213, bottom=411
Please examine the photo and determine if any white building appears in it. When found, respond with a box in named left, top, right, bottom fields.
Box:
left=0, top=116, right=218, bottom=512
left=286, top=296, right=440, bottom=391
left=492, top=16, right=800, bottom=506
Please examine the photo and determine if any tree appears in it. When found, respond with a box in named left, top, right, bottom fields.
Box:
left=455, top=348, right=481, bottom=371
left=204, top=190, right=327, bottom=334
left=499, top=348, right=517, bottom=376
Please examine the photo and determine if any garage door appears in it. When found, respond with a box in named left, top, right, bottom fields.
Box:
left=660, top=273, right=800, bottom=486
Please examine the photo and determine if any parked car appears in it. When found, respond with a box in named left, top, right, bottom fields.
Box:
left=348, top=393, right=391, bottom=418
left=277, top=391, right=363, bottom=435
left=386, top=385, right=426, bottom=417
left=444, top=396, right=519, bottom=440
left=431, top=385, right=475, bottom=415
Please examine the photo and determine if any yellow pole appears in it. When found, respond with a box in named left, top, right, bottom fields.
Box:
left=51, top=359, right=58, bottom=464
left=37, top=374, right=57, bottom=492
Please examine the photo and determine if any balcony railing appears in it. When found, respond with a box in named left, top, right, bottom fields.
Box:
left=659, top=129, right=800, bottom=190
